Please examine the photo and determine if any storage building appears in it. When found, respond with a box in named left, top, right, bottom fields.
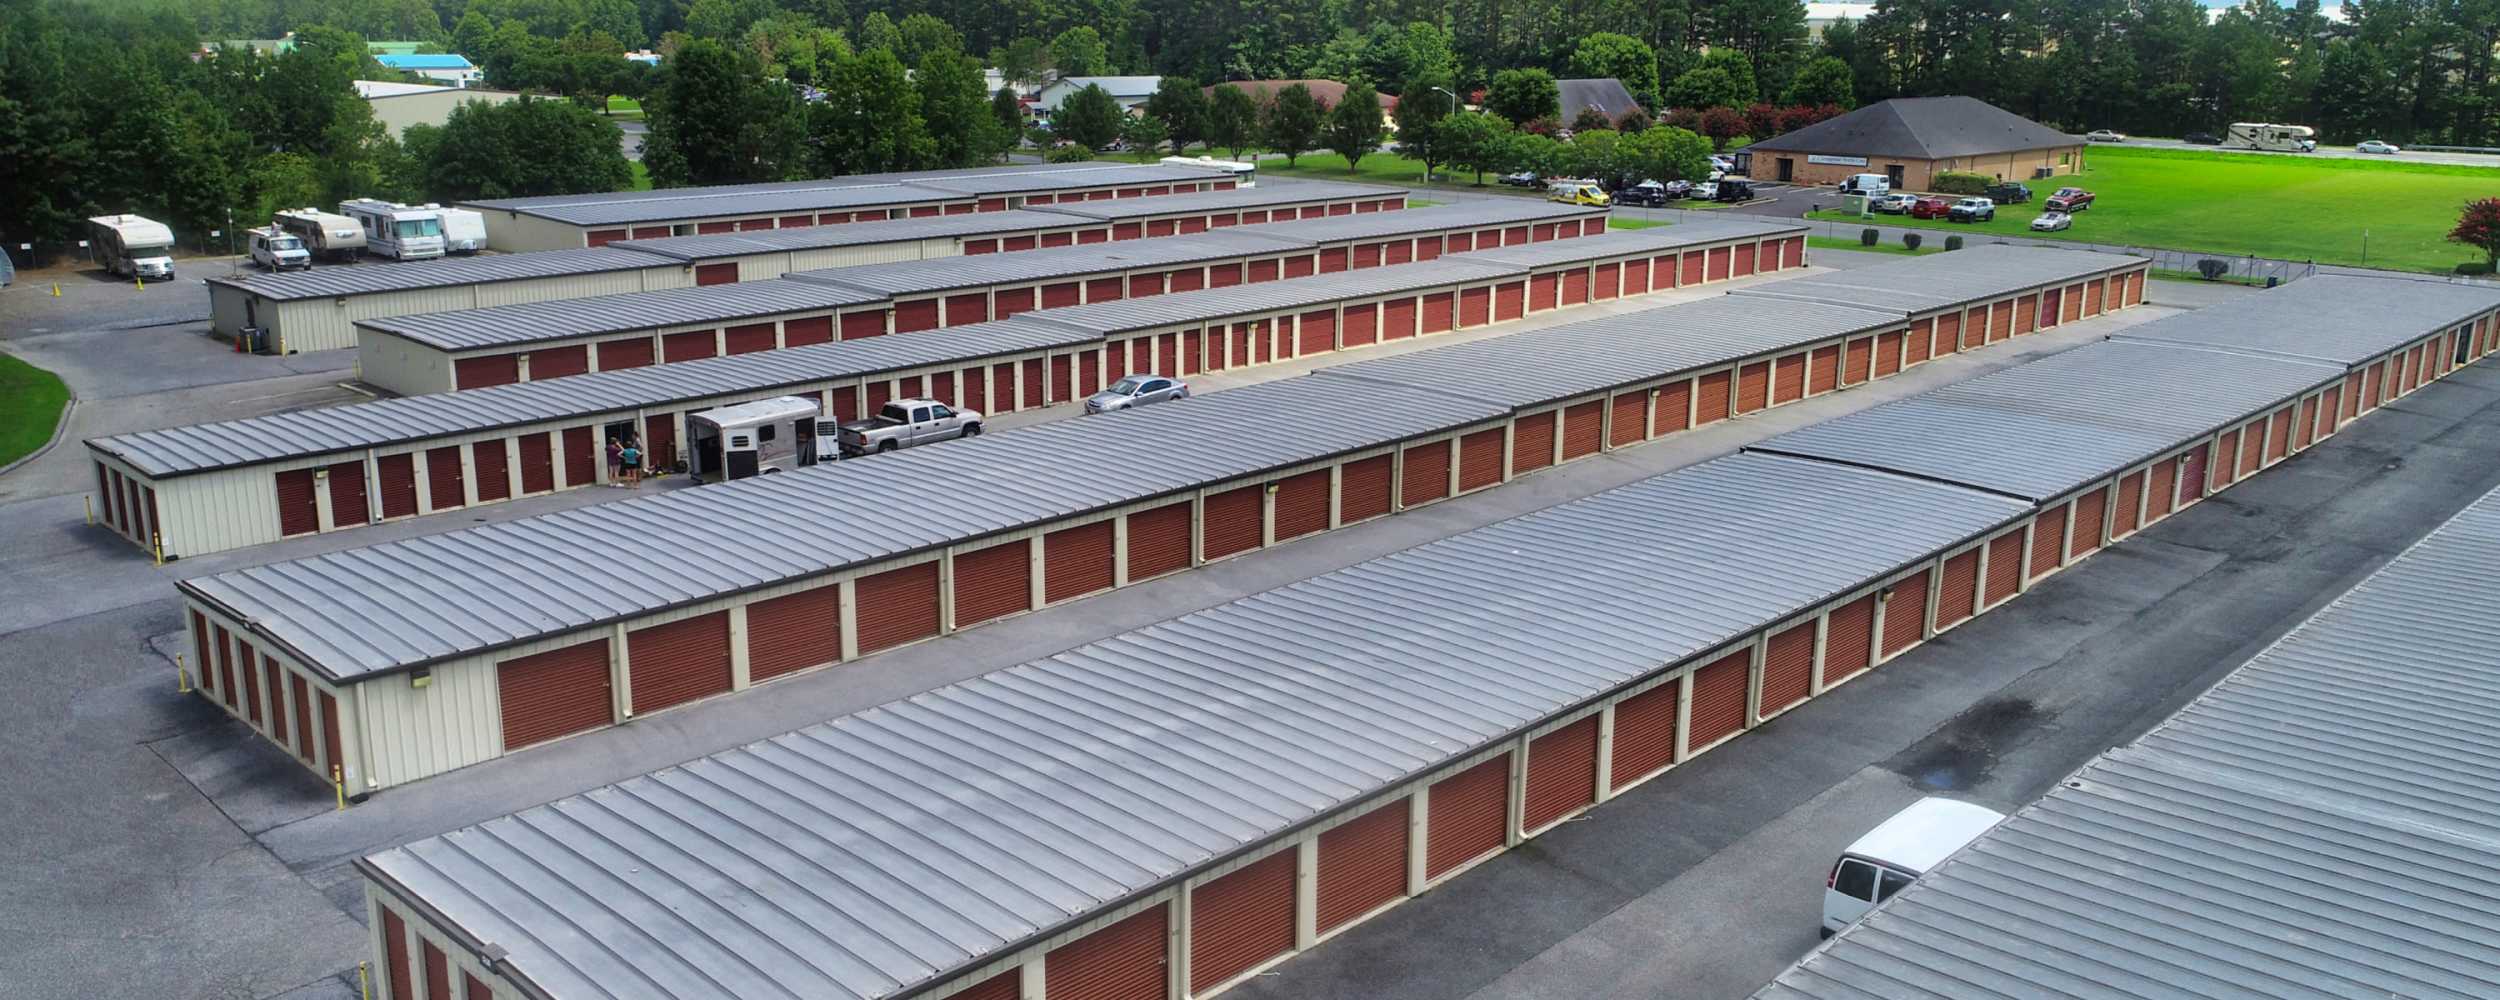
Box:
left=1758, top=480, right=2500, bottom=1000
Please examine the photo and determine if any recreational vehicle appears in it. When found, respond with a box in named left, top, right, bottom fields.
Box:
left=339, top=198, right=446, bottom=260
left=437, top=206, right=488, bottom=254
left=85, top=215, right=176, bottom=282
left=688, top=396, right=837, bottom=483
left=2225, top=122, right=2317, bottom=152
left=273, top=208, right=368, bottom=262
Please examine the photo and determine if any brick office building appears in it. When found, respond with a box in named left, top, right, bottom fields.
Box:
left=1744, top=96, right=2087, bottom=190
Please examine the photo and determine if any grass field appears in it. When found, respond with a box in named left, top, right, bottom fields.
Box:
left=0, top=352, right=69, bottom=469
left=627, top=160, right=652, bottom=190
left=1609, top=217, right=1672, bottom=230
left=605, top=95, right=644, bottom=118
left=1807, top=145, right=2500, bottom=273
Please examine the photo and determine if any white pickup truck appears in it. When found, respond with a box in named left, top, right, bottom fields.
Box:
left=838, top=399, right=984, bottom=456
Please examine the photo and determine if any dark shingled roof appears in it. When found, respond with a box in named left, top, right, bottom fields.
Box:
left=1558, top=78, right=1643, bottom=122
left=1745, top=96, right=2081, bottom=160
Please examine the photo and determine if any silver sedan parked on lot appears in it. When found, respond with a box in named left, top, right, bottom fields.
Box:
left=1085, top=374, right=1190, bottom=413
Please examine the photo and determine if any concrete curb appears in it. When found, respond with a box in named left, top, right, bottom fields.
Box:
left=0, top=391, right=77, bottom=480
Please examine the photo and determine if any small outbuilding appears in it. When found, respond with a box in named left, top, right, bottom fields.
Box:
left=1742, top=96, right=2086, bottom=190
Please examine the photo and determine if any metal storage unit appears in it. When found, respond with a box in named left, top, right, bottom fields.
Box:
left=1759, top=484, right=2500, bottom=1000
left=1029, top=180, right=1403, bottom=233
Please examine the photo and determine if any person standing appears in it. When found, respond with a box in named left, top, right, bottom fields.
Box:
left=620, top=438, right=643, bottom=487
left=606, top=437, right=624, bottom=486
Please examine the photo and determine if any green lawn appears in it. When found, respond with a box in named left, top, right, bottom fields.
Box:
left=1805, top=145, right=2500, bottom=273
left=605, top=95, right=645, bottom=119
left=1610, top=217, right=1672, bottom=230
left=627, top=160, right=652, bottom=191
left=0, top=351, right=69, bottom=469
left=1261, top=153, right=1432, bottom=182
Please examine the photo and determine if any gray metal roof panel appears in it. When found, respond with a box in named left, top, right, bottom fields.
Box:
left=1732, top=244, right=2137, bottom=314
left=785, top=231, right=1311, bottom=296
left=2112, top=273, right=2500, bottom=367
left=1029, top=258, right=1521, bottom=332
left=182, top=376, right=1512, bottom=681
left=1447, top=219, right=1805, bottom=267
left=89, top=318, right=1095, bottom=478
left=1034, top=181, right=1401, bottom=220
left=526, top=183, right=963, bottom=227
left=1749, top=340, right=2339, bottom=501
left=205, top=247, right=679, bottom=302
left=1760, top=484, right=2500, bottom=1000
left=360, top=451, right=2030, bottom=1000
left=909, top=163, right=1229, bottom=196
left=1226, top=199, right=1603, bottom=243
left=455, top=164, right=1147, bottom=213
left=357, top=279, right=886, bottom=351
left=609, top=210, right=1095, bottom=259
left=1314, top=294, right=1900, bottom=409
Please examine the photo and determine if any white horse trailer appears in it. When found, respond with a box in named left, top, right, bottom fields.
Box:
left=687, top=396, right=838, bottom=483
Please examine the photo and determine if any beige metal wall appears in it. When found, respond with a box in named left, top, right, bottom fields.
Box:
left=235, top=263, right=691, bottom=353
left=357, top=329, right=457, bottom=396
left=364, top=88, right=517, bottom=138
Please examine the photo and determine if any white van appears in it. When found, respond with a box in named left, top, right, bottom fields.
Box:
left=1838, top=173, right=1890, bottom=197
left=1821, top=797, right=2004, bottom=937
left=248, top=226, right=312, bottom=271
left=688, top=396, right=837, bottom=483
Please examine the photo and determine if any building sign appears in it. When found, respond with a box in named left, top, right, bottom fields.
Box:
left=1808, top=154, right=1871, bottom=167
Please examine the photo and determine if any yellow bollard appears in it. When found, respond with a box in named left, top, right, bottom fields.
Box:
left=84, top=496, right=94, bottom=525
left=359, top=961, right=372, bottom=1000
left=50, top=281, right=60, bottom=297
left=153, top=533, right=164, bottom=567
left=135, top=275, right=143, bottom=290
left=333, top=764, right=348, bottom=811
left=177, top=652, right=191, bottom=693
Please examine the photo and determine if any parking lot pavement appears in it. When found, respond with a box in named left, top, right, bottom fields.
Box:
left=1222, top=360, right=2500, bottom=1000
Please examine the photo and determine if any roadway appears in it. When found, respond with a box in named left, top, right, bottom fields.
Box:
left=2122, top=135, right=2500, bottom=166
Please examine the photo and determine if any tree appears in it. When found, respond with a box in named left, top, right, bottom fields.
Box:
left=1262, top=82, right=1326, bottom=165
left=1119, top=113, right=1167, bottom=160
left=1052, top=26, right=1108, bottom=77
left=1783, top=56, right=1855, bottom=108
left=1485, top=68, right=1561, bottom=124
left=417, top=96, right=634, bottom=199
left=1620, top=124, right=1715, bottom=182
left=811, top=47, right=935, bottom=175
left=1053, top=82, right=1123, bottom=149
left=994, top=37, right=1050, bottom=93
left=991, top=86, right=1025, bottom=138
left=1571, top=106, right=1614, bottom=133
left=1666, top=66, right=1746, bottom=110
left=1698, top=105, right=1747, bottom=148
left=683, top=0, right=772, bottom=39
left=642, top=38, right=805, bottom=185
left=1323, top=78, right=1387, bottom=170
left=896, top=13, right=962, bottom=65
left=918, top=48, right=1003, bottom=167
left=1143, top=76, right=1208, bottom=152
left=855, top=12, right=901, bottom=54
left=1699, top=50, right=1760, bottom=104
left=2451, top=198, right=2500, bottom=266
left=1569, top=33, right=1660, bottom=104
left=1394, top=77, right=1455, bottom=178
left=1435, top=110, right=1512, bottom=183
left=1206, top=84, right=1258, bottom=158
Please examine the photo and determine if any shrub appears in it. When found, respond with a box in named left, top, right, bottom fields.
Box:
left=2196, top=258, right=2229, bottom=280
left=1902, top=232, right=1923, bottom=251
left=2455, top=261, right=2494, bottom=275
left=1944, top=235, right=1964, bottom=251
left=1045, top=143, right=1096, bottom=163
left=1930, top=170, right=1991, bottom=195
left=1860, top=228, right=1879, bottom=247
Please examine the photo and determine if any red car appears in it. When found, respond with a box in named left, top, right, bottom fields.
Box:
left=1908, top=196, right=1954, bottom=219
left=2045, top=186, right=2096, bottom=212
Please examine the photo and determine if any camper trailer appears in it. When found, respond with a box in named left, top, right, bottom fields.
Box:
left=273, top=208, right=368, bottom=262
left=85, top=215, right=176, bottom=282
left=437, top=206, right=488, bottom=254
left=2225, top=122, right=2317, bottom=152
left=688, top=396, right=838, bottom=483
left=1163, top=154, right=1256, bottom=188
left=339, top=198, right=446, bottom=260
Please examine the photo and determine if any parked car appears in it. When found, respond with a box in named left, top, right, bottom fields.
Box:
left=1871, top=192, right=1918, bottom=214
left=2183, top=131, right=2222, bottom=145
left=838, top=399, right=983, bottom=456
left=1947, top=197, right=1995, bottom=222
left=1615, top=180, right=1671, bottom=207
left=1713, top=179, right=1756, bottom=202
left=248, top=226, right=312, bottom=271
left=1823, top=797, right=2006, bottom=938
left=2356, top=139, right=2401, bottom=155
left=1499, top=170, right=1542, bottom=187
left=1690, top=181, right=1718, bottom=201
left=2030, top=211, right=2074, bottom=232
left=1985, top=181, right=2032, bottom=205
left=2044, top=186, right=2096, bottom=212
left=1709, top=154, right=1735, bottom=173
left=1908, top=196, right=1953, bottom=219
left=1086, top=374, right=1190, bottom=413
left=2085, top=129, right=2127, bottom=142
left=1660, top=179, right=1693, bottom=199
left=1838, top=173, right=1890, bottom=197
left=1548, top=180, right=1611, bottom=207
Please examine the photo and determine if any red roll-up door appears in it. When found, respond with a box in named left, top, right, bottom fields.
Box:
left=1523, top=716, right=1598, bottom=831
left=1458, top=428, right=1504, bottom=491
left=530, top=344, right=589, bottom=380
left=1403, top=441, right=1451, bottom=506
left=1341, top=303, right=1378, bottom=347
left=422, top=941, right=453, bottom=1000
left=1561, top=400, right=1603, bottom=460
left=694, top=262, right=736, bottom=285
left=2146, top=458, right=2179, bottom=522
left=1825, top=595, right=1876, bottom=684
left=1353, top=242, right=1383, bottom=268
left=1609, top=391, right=1647, bottom=447
left=1936, top=549, right=1979, bottom=629
left=1126, top=500, right=1194, bottom=580
left=98, top=465, right=120, bottom=534
left=1673, top=251, right=1699, bottom=286
left=1047, top=905, right=1167, bottom=1000
left=238, top=645, right=264, bottom=724
left=1051, top=353, right=1073, bottom=402
left=1422, top=292, right=1455, bottom=334
left=2112, top=471, right=2145, bottom=539
left=1881, top=572, right=1929, bottom=657
left=1426, top=754, right=1510, bottom=878
left=1022, top=358, right=1045, bottom=408
left=1735, top=361, right=1770, bottom=413
left=2266, top=408, right=2293, bottom=463
left=1298, top=309, right=1336, bottom=356
left=2024, top=504, right=2066, bottom=582
left=1622, top=257, right=1650, bottom=294
left=2062, top=283, right=2083, bottom=323
left=2296, top=397, right=2319, bottom=450
left=1316, top=798, right=1408, bottom=934
left=952, top=539, right=1032, bottom=628
left=455, top=354, right=519, bottom=390
left=893, top=299, right=940, bottom=333
left=1733, top=242, right=1757, bottom=277
left=1874, top=333, right=1903, bottom=377
left=1925, top=314, right=1954, bottom=360
left=585, top=228, right=626, bottom=247
left=1459, top=286, right=1491, bottom=327
left=1208, top=263, right=1242, bottom=288
left=644, top=414, right=676, bottom=471
left=1320, top=247, right=1348, bottom=272
left=424, top=445, right=464, bottom=511
left=1043, top=521, right=1115, bottom=604
left=1041, top=281, right=1082, bottom=309
left=1592, top=261, right=1621, bottom=299
left=1559, top=268, right=1589, bottom=305
left=560, top=426, right=595, bottom=488
left=1494, top=280, right=1525, bottom=321
left=2015, top=294, right=2038, bottom=334
left=1202, top=484, right=1264, bottom=559
left=1512, top=411, right=1556, bottom=474
left=1695, top=371, right=1732, bottom=424
left=746, top=584, right=842, bottom=683
left=1609, top=682, right=1679, bottom=790
left=1983, top=531, right=2023, bottom=608
left=2180, top=446, right=2210, bottom=502
left=723, top=323, right=775, bottom=354
left=275, top=469, right=318, bottom=536
left=1528, top=273, right=1558, bottom=312
left=326, top=460, right=369, bottom=527
left=1688, top=650, right=1750, bottom=750
left=516, top=434, right=553, bottom=494
left=1272, top=469, right=1331, bottom=541
left=837, top=310, right=887, bottom=341
left=1845, top=338, right=1873, bottom=384
left=599, top=338, right=655, bottom=370
left=498, top=640, right=611, bottom=751
left=375, top=453, right=418, bottom=519
left=1989, top=301, right=2013, bottom=341
left=2236, top=419, right=2264, bottom=479
left=1773, top=353, right=1807, bottom=404
left=941, top=292, right=989, bottom=327
left=1248, top=258, right=1281, bottom=282
left=212, top=625, right=237, bottom=708
left=1656, top=380, right=1692, bottom=434
left=1335, top=453, right=1392, bottom=523
left=1759, top=622, right=1814, bottom=715
left=855, top=562, right=940, bottom=654
left=662, top=330, right=714, bottom=362
left=1190, top=850, right=1297, bottom=993
left=2037, top=289, right=2063, bottom=328
left=627, top=612, right=731, bottom=715
left=2070, top=487, right=2108, bottom=558
left=959, top=367, right=987, bottom=413
left=381, top=909, right=414, bottom=1000
left=1706, top=246, right=1731, bottom=281
left=1382, top=297, right=1417, bottom=340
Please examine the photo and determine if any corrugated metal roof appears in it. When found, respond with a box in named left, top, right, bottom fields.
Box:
left=182, top=376, right=1512, bottom=681
left=1732, top=244, right=2135, bottom=314
left=1226, top=199, right=1603, bottom=243
left=357, top=279, right=886, bottom=351
left=906, top=162, right=1226, bottom=196
left=1314, top=294, right=1899, bottom=409
left=1033, top=181, right=1399, bottom=219
left=357, top=451, right=2030, bottom=1000
left=612, top=209, right=1096, bottom=259
left=496, top=165, right=1231, bottom=226
left=458, top=164, right=1111, bottom=213
left=89, top=318, right=1094, bottom=477
left=2112, top=273, right=2500, bottom=367
left=786, top=231, right=1309, bottom=297
left=204, top=247, right=678, bottom=302
left=1748, top=340, right=2339, bottom=501
left=1759, top=483, right=2500, bottom=1000
left=1023, top=258, right=1520, bottom=332
left=1447, top=218, right=1804, bottom=267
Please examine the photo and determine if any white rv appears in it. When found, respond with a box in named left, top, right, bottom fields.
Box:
left=436, top=206, right=488, bottom=254
left=273, top=208, right=367, bottom=262
left=2225, top=122, right=2318, bottom=152
left=86, top=214, right=176, bottom=282
left=1164, top=154, right=1256, bottom=188
left=340, top=199, right=447, bottom=260
left=688, top=396, right=838, bottom=483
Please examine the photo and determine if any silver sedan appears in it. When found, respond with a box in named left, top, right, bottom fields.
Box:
left=1085, top=374, right=1190, bottom=413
